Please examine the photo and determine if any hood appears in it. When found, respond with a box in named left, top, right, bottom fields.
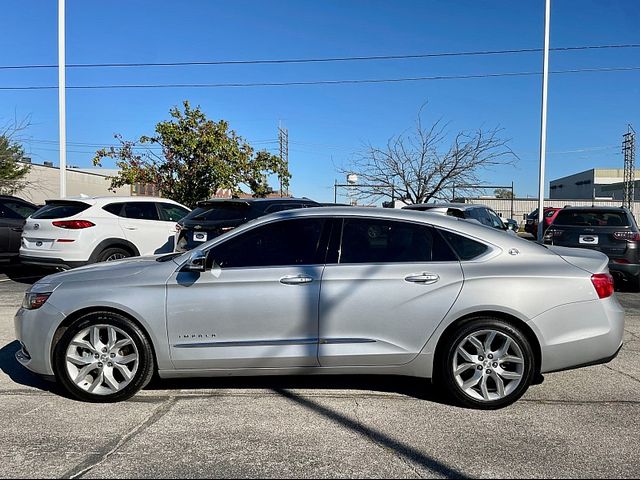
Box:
left=547, top=246, right=609, bottom=274
left=34, top=256, right=167, bottom=289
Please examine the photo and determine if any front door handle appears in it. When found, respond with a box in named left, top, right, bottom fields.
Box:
left=405, top=273, right=440, bottom=284
left=10, top=227, right=23, bottom=232
left=280, top=275, right=314, bottom=285
left=124, top=226, right=138, bottom=231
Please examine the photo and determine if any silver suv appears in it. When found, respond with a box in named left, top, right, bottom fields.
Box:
left=15, top=207, right=623, bottom=408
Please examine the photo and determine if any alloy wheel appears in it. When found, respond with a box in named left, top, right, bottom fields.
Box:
left=452, top=329, right=525, bottom=402
left=65, top=325, right=139, bottom=395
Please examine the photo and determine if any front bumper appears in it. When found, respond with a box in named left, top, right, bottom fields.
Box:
left=14, top=303, right=66, bottom=377
left=529, top=296, right=625, bottom=374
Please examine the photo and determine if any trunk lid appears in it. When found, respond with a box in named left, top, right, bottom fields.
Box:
left=548, top=245, right=609, bottom=274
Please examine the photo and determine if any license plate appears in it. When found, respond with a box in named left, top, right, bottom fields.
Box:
left=579, top=235, right=599, bottom=245
left=193, top=232, right=208, bottom=242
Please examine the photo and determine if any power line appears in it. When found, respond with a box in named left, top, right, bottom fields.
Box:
left=1, top=65, right=639, bottom=91
left=1, top=44, right=639, bottom=70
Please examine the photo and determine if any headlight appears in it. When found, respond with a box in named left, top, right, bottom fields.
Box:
left=22, top=292, right=52, bottom=310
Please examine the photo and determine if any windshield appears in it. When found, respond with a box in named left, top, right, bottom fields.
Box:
left=186, top=204, right=249, bottom=222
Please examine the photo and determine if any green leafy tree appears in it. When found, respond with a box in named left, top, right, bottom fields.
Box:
left=494, top=188, right=514, bottom=199
left=0, top=134, right=31, bottom=195
left=94, top=101, right=290, bottom=207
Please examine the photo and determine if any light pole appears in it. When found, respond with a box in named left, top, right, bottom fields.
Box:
left=536, top=0, right=551, bottom=242
left=58, top=0, right=67, bottom=197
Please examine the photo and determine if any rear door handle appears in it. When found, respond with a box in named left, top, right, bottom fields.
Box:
left=280, top=275, right=314, bottom=285
left=11, top=227, right=23, bottom=232
left=404, top=273, right=440, bottom=284
left=125, top=226, right=138, bottom=231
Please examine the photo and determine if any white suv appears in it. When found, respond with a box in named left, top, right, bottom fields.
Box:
left=19, top=196, right=190, bottom=269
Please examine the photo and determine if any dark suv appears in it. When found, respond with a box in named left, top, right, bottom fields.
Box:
left=0, top=196, right=38, bottom=261
left=175, top=197, right=320, bottom=252
left=544, top=206, right=640, bottom=289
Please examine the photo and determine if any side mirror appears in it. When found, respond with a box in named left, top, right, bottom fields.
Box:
left=184, top=250, right=207, bottom=272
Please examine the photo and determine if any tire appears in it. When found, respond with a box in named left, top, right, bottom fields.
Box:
left=52, top=311, right=155, bottom=403
left=96, top=247, right=132, bottom=263
left=436, top=318, right=536, bottom=410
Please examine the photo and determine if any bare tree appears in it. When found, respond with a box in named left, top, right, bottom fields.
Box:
left=339, top=107, right=516, bottom=205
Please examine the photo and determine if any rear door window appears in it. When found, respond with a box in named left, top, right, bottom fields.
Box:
left=339, top=218, right=457, bottom=264
left=123, top=202, right=160, bottom=221
left=554, top=210, right=630, bottom=227
left=31, top=202, right=91, bottom=219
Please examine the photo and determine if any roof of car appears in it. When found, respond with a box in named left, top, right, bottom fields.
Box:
left=46, top=196, right=188, bottom=207
left=403, top=202, right=487, bottom=211
left=559, top=206, right=627, bottom=211
left=198, top=197, right=316, bottom=205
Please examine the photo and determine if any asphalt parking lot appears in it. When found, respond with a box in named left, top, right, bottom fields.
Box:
left=0, top=265, right=639, bottom=479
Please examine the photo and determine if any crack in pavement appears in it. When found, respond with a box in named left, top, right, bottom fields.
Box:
left=60, top=396, right=177, bottom=479
left=604, top=365, right=640, bottom=385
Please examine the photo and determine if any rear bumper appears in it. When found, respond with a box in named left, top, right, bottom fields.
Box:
left=608, top=261, right=640, bottom=279
left=19, top=255, right=87, bottom=270
left=529, top=296, right=625, bottom=374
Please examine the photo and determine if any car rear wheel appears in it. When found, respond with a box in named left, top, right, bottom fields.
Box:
left=437, top=318, right=536, bottom=409
left=52, top=312, right=154, bottom=402
left=97, top=247, right=131, bottom=263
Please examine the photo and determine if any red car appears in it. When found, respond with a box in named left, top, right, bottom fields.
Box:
left=524, top=207, right=561, bottom=237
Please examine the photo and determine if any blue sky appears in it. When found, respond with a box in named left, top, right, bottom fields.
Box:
left=1, top=0, right=638, bottom=203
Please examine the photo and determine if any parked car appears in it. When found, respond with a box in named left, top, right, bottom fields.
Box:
left=175, top=197, right=319, bottom=252
left=402, top=203, right=514, bottom=234
left=543, top=206, right=640, bottom=290
left=15, top=207, right=623, bottom=409
left=0, top=196, right=39, bottom=262
left=19, top=196, right=190, bottom=269
left=524, top=207, right=561, bottom=237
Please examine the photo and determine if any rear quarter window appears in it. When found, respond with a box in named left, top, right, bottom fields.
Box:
left=31, top=202, right=91, bottom=219
left=439, top=230, right=489, bottom=260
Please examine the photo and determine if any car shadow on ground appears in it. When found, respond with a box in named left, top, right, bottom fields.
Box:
left=146, top=373, right=452, bottom=404
left=0, top=263, right=52, bottom=285
left=0, top=341, right=64, bottom=395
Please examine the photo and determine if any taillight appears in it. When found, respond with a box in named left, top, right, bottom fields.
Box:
left=52, top=220, right=95, bottom=229
left=613, top=231, right=640, bottom=241
left=591, top=273, right=614, bottom=299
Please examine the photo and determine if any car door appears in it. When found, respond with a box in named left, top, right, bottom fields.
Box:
left=118, top=202, right=176, bottom=255
left=318, top=217, right=464, bottom=367
left=0, top=200, right=37, bottom=255
left=166, top=217, right=330, bottom=369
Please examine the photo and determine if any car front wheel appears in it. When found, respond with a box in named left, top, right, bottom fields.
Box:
left=52, top=312, right=154, bottom=402
left=437, top=318, right=536, bottom=409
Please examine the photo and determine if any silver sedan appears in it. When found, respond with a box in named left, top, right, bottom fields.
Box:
left=14, top=207, right=624, bottom=409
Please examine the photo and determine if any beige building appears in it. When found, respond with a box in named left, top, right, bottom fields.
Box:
left=14, top=162, right=133, bottom=204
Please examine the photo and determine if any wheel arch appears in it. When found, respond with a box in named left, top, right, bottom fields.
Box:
left=433, top=310, right=542, bottom=378
left=50, top=306, right=159, bottom=373
left=89, top=239, right=140, bottom=263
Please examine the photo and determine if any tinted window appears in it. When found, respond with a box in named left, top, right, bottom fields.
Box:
left=339, top=218, right=457, bottom=264
left=32, top=202, right=91, bottom=219
left=439, top=230, right=489, bottom=260
left=158, top=203, right=189, bottom=222
left=210, top=218, right=325, bottom=268
left=123, top=202, right=160, bottom=221
left=0, top=200, right=36, bottom=219
left=103, top=203, right=125, bottom=217
left=554, top=210, right=630, bottom=227
left=187, top=204, right=249, bottom=222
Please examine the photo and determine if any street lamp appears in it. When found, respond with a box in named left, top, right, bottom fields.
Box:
left=58, top=0, right=67, bottom=198
left=536, top=0, right=551, bottom=242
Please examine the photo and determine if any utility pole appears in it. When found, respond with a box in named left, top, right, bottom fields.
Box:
left=536, top=0, right=551, bottom=243
left=58, top=0, right=67, bottom=197
left=623, top=124, right=636, bottom=210
left=278, top=124, right=289, bottom=197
